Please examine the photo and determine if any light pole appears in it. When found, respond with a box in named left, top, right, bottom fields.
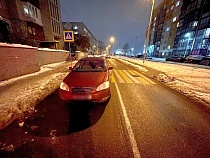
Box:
left=143, top=0, right=155, bottom=63
left=110, top=36, right=115, bottom=55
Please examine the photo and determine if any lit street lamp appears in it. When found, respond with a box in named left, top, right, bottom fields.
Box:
left=109, top=36, right=115, bottom=55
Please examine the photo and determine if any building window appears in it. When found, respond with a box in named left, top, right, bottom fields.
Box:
left=167, top=45, right=171, bottom=49
left=177, top=22, right=179, bottom=27
left=192, top=21, right=198, bottom=27
left=74, top=31, right=78, bottom=34
left=28, top=27, right=32, bottom=34
left=173, top=17, right=177, bottom=22
left=23, top=5, right=29, bottom=14
left=176, top=1, right=180, bottom=7
left=166, top=26, right=170, bottom=31
left=73, top=25, right=78, bottom=29
left=171, top=5, right=174, bottom=10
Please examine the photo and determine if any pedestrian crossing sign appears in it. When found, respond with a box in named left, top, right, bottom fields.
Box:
left=63, top=31, right=74, bottom=42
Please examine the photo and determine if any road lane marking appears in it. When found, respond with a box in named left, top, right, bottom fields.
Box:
left=113, top=70, right=125, bottom=83
left=110, top=73, right=117, bottom=83
left=115, top=83, right=141, bottom=158
left=118, top=70, right=133, bottom=83
left=123, top=70, right=140, bottom=84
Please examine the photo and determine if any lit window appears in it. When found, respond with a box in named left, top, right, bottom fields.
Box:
left=176, top=1, right=180, bottom=7
left=205, top=28, right=210, bottom=36
left=171, top=5, right=174, bottom=10
left=73, top=26, right=78, bottom=29
left=173, top=17, right=177, bottom=22
left=192, top=21, right=198, bottom=27
left=23, top=6, right=29, bottom=14
left=74, top=31, right=78, bottom=34
left=177, top=22, right=179, bottom=27
left=166, top=26, right=170, bottom=31
left=167, top=45, right=171, bottom=49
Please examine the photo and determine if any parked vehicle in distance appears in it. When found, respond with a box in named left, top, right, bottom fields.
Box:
left=200, top=55, right=210, bottom=66
left=173, top=55, right=186, bottom=62
left=59, top=57, right=113, bottom=103
left=166, top=55, right=178, bottom=61
left=185, top=55, right=205, bottom=64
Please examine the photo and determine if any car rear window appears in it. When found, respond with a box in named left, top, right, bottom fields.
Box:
left=73, top=60, right=106, bottom=72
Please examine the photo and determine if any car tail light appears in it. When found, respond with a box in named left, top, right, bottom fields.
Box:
left=96, top=81, right=110, bottom=91
left=60, top=82, right=70, bottom=91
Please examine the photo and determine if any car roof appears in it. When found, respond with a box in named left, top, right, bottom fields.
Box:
left=80, top=57, right=105, bottom=61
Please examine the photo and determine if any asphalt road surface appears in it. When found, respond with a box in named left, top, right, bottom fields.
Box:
left=0, top=58, right=210, bottom=158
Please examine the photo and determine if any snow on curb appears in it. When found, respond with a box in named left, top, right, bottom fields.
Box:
left=154, top=73, right=210, bottom=107
left=0, top=72, right=68, bottom=130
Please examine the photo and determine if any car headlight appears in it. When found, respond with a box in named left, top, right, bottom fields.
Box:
left=96, top=81, right=110, bottom=91
left=60, top=82, right=70, bottom=91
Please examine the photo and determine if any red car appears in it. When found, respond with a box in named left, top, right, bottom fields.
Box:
left=59, top=57, right=113, bottom=103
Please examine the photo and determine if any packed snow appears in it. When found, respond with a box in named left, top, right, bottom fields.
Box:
left=0, top=57, right=210, bottom=130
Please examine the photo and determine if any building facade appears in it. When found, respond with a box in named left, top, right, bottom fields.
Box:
left=39, top=0, right=63, bottom=49
left=173, top=0, right=210, bottom=57
left=0, top=0, right=45, bottom=47
left=148, top=0, right=182, bottom=58
left=0, top=0, right=63, bottom=49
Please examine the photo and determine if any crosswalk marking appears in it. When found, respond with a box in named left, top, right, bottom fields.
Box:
left=110, top=69, right=156, bottom=85
left=113, top=70, right=125, bottom=83
left=122, top=70, right=140, bottom=83
left=110, top=73, right=117, bottom=83
left=118, top=70, right=133, bottom=83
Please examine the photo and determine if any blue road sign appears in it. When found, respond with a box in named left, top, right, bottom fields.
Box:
left=63, top=31, right=74, bottom=42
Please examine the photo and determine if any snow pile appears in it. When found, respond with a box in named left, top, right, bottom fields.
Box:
left=0, top=62, right=72, bottom=130
left=0, top=72, right=68, bottom=130
left=116, top=57, right=210, bottom=108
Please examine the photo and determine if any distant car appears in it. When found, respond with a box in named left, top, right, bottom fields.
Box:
left=166, top=55, right=178, bottom=61
left=59, top=57, right=113, bottom=103
left=173, top=55, right=186, bottom=62
left=185, top=55, right=205, bottom=64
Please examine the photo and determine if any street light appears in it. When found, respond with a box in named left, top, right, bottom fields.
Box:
left=109, top=36, right=115, bottom=55
left=143, top=0, right=155, bottom=63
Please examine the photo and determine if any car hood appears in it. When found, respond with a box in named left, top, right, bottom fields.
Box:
left=64, top=71, right=108, bottom=88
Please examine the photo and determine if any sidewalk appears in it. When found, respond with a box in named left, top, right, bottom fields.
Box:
left=114, top=56, right=210, bottom=109
left=0, top=61, right=76, bottom=130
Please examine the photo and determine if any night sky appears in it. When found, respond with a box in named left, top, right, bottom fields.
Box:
left=60, top=0, right=162, bottom=53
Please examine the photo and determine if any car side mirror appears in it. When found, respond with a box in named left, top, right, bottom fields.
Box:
left=108, top=67, right=113, bottom=70
left=69, top=67, right=73, bottom=71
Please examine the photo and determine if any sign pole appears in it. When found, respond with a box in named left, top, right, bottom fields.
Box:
left=69, top=42, right=72, bottom=67
left=63, top=30, right=74, bottom=67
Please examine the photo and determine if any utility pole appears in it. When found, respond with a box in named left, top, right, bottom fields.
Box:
left=143, top=0, right=155, bottom=63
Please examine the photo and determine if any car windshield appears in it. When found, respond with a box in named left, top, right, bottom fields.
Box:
left=73, top=59, right=106, bottom=72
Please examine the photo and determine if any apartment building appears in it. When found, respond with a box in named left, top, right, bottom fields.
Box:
left=0, top=0, right=63, bottom=49
left=39, top=0, right=63, bottom=49
left=62, top=22, right=97, bottom=54
left=148, top=0, right=182, bottom=58
left=173, top=0, right=210, bottom=57
left=0, top=0, right=44, bottom=46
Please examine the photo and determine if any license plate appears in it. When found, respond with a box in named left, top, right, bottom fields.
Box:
left=72, top=94, right=91, bottom=100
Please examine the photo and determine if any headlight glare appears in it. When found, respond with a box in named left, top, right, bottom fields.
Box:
left=96, top=81, right=110, bottom=91
left=60, top=82, right=70, bottom=91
